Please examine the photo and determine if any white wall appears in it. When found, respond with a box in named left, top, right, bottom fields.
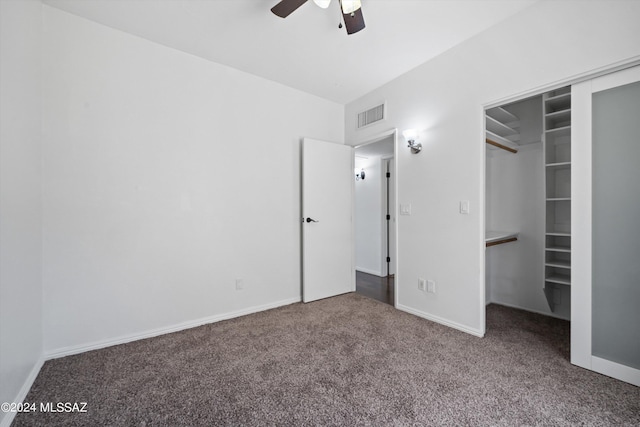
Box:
left=41, top=6, right=344, bottom=354
left=355, top=157, right=382, bottom=275
left=0, top=0, right=43, bottom=424
left=345, top=0, right=640, bottom=335
left=486, top=144, right=546, bottom=313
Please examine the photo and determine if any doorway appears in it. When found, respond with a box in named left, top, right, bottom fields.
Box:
left=353, top=133, right=396, bottom=306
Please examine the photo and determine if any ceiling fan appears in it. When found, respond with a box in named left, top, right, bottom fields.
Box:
left=271, top=0, right=366, bottom=35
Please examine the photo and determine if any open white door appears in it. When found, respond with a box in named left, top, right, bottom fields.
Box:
left=572, top=65, right=640, bottom=386
left=302, top=138, right=354, bottom=303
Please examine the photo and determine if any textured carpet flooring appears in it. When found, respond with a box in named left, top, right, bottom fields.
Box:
left=14, top=294, right=640, bottom=426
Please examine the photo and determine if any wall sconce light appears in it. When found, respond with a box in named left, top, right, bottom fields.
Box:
left=355, top=168, right=365, bottom=181
left=402, top=129, right=422, bottom=154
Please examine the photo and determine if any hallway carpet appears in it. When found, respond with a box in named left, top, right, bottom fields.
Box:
left=14, top=294, right=640, bottom=426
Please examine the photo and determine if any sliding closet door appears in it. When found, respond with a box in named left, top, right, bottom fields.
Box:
left=572, top=65, right=640, bottom=386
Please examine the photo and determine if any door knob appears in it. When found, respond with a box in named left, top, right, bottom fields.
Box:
left=306, top=217, right=319, bottom=223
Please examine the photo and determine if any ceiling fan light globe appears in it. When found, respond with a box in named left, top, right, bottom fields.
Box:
left=313, top=0, right=332, bottom=8
left=340, top=0, right=361, bottom=14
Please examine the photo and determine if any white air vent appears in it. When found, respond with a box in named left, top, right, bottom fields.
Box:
left=357, top=103, right=385, bottom=129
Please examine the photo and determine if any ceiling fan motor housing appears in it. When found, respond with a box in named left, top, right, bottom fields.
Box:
left=271, top=0, right=365, bottom=35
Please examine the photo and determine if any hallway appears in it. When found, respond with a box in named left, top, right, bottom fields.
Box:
left=355, top=271, right=394, bottom=306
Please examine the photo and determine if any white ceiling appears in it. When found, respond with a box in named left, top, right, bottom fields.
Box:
left=42, top=0, right=537, bottom=104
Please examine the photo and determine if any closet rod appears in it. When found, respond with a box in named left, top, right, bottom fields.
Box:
left=486, top=138, right=517, bottom=154
left=486, top=237, right=518, bottom=248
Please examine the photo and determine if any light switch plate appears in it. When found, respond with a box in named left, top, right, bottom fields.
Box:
left=460, top=200, right=470, bottom=214
left=400, top=204, right=412, bottom=215
left=427, top=280, right=436, bottom=293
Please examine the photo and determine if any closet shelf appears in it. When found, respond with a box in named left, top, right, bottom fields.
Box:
left=546, top=161, right=571, bottom=169
left=545, top=108, right=571, bottom=118
left=486, top=106, right=518, bottom=125
left=546, top=232, right=571, bottom=237
left=546, top=245, right=571, bottom=253
left=545, top=92, right=571, bottom=113
left=545, top=274, right=571, bottom=285
left=546, top=197, right=571, bottom=202
left=545, top=109, right=571, bottom=130
left=545, top=125, right=571, bottom=134
left=486, top=130, right=519, bottom=149
left=485, top=230, right=518, bottom=247
left=545, top=260, right=571, bottom=269
left=486, top=115, right=520, bottom=139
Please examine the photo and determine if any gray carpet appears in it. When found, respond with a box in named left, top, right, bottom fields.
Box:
left=14, top=293, right=640, bottom=426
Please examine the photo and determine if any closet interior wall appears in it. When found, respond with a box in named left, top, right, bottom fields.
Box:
left=485, top=95, right=556, bottom=317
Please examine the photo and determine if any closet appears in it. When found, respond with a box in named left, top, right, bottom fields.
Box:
left=485, top=87, right=572, bottom=320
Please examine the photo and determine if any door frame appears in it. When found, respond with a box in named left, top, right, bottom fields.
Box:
left=352, top=128, right=399, bottom=307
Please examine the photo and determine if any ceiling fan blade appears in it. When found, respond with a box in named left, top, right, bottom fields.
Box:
left=343, top=7, right=365, bottom=34
left=271, top=0, right=308, bottom=18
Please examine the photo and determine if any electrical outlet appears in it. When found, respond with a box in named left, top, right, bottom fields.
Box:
left=418, top=278, right=426, bottom=291
left=235, top=279, right=244, bottom=290
left=427, top=280, right=436, bottom=293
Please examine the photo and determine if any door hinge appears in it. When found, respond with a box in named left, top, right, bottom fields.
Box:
left=386, top=214, right=391, bottom=220
left=386, top=172, right=391, bottom=178
left=386, top=257, right=391, bottom=263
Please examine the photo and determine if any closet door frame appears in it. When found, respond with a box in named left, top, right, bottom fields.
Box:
left=572, top=65, right=640, bottom=387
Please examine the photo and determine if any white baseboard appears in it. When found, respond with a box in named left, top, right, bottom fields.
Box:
left=591, top=356, right=640, bottom=387
left=487, top=300, right=569, bottom=320
left=397, top=304, right=485, bottom=337
left=0, top=356, right=45, bottom=427
left=355, top=267, right=383, bottom=276
left=44, top=297, right=301, bottom=360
